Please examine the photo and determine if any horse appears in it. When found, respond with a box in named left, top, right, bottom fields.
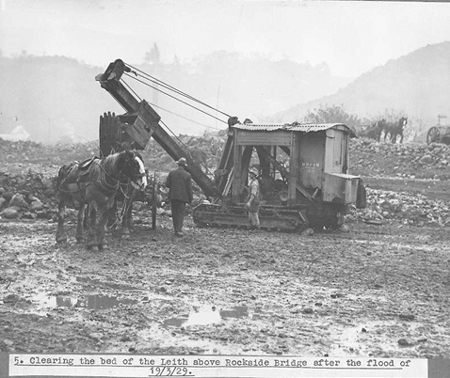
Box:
left=107, top=174, right=162, bottom=238
left=359, top=119, right=386, bottom=142
left=384, top=117, right=408, bottom=143
left=55, top=150, right=147, bottom=250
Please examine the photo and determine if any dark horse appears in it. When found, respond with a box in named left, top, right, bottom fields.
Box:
left=384, top=117, right=408, bottom=143
left=359, top=119, right=386, bottom=142
left=55, top=150, right=147, bottom=250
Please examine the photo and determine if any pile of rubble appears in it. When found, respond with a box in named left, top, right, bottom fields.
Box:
left=0, top=139, right=98, bottom=165
left=351, top=187, right=450, bottom=226
left=350, top=139, right=450, bottom=179
left=0, top=170, right=56, bottom=220
left=1, top=137, right=450, bottom=227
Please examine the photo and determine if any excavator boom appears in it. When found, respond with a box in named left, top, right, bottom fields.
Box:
left=96, top=59, right=220, bottom=198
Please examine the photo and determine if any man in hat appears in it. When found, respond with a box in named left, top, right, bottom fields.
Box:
left=245, top=167, right=261, bottom=230
left=165, top=157, right=193, bottom=237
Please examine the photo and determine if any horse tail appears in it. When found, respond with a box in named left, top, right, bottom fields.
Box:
left=56, top=165, right=69, bottom=190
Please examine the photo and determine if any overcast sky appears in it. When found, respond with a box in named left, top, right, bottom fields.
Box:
left=2, top=0, right=450, bottom=78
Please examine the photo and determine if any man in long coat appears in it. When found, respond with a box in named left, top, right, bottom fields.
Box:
left=165, top=157, right=193, bottom=237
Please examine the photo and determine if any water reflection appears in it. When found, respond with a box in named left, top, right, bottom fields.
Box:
left=33, top=293, right=137, bottom=310
left=163, top=305, right=249, bottom=328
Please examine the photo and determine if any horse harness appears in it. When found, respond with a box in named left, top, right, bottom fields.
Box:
left=58, top=156, right=135, bottom=199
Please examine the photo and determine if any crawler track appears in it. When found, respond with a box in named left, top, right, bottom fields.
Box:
left=193, top=203, right=343, bottom=232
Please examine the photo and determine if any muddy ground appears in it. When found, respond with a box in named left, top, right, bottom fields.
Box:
left=1, top=139, right=450, bottom=359
left=1, top=201, right=450, bottom=358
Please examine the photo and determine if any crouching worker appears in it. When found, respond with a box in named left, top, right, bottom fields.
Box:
left=245, top=167, right=261, bottom=230
left=165, top=157, right=193, bottom=237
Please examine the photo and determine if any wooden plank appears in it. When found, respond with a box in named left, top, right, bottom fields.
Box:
left=231, top=142, right=242, bottom=201
left=288, top=133, right=298, bottom=205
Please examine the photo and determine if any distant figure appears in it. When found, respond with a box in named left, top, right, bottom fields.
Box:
left=359, top=119, right=386, bottom=142
left=165, top=157, right=193, bottom=237
left=384, top=117, right=408, bottom=143
left=245, top=167, right=261, bottom=230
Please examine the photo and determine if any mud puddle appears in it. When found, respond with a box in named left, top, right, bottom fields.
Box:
left=163, top=305, right=249, bottom=328
left=32, top=292, right=138, bottom=310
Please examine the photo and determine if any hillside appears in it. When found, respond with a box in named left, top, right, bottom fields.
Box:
left=0, top=52, right=349, bottom=143
left=4, top=41, right=450, bottom=145
left=0, top=55, right=123, bottom=143
left=271, top=41, right=450, bottom=142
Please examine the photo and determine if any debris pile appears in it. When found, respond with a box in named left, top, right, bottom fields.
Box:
left=1, top=136, right=450, bottom=226
left=0, top=170, right=56, bottom=220
left=350, top=139, right=450, bottom=179
left=351, top=188, right=450, bottom=226
left=0, top=139, right=98, bottom=164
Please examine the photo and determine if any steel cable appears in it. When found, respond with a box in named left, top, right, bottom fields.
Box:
left=125, top=63, right=231, bottom=118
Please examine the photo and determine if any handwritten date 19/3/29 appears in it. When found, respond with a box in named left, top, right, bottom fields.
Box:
left=149, top=366, right=193, bottom=376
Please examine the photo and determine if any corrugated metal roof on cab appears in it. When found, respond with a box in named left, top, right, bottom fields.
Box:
left=231, top=123, right=349, bottom=133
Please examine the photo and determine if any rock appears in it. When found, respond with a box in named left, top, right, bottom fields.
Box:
left=9, top=193, right=28, bottom=208
left=398, top=338, right=415, bottom=347
left=302, top=228, right=314, bottom=236
left=89, top=333, right=103, bottom=341
left=1, top=207, right=19, bottom=219
left=0, top=197, right=6, bottom=208
left=3, top=294, right=21, bottom=304
left=419, top=155, right=433, bottom=164
left=399, top=314, right=415, bottom=321
left=2, top=192, right=13, bottom=202
left=31, top=199, right=44, bottom=210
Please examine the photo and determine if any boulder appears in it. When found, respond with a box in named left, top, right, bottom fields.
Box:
left=419, top=155, right=433, bottom=164
left=31, top=199, right=44, bottom=210
left=1, top=207, right=20, bottom=219
left=9, top=193, right=28, bottom=208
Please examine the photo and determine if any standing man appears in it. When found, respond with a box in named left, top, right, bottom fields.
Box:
left=165, top=157, right=193, bottom=237
left=245, top=167, right=261, bottom=230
